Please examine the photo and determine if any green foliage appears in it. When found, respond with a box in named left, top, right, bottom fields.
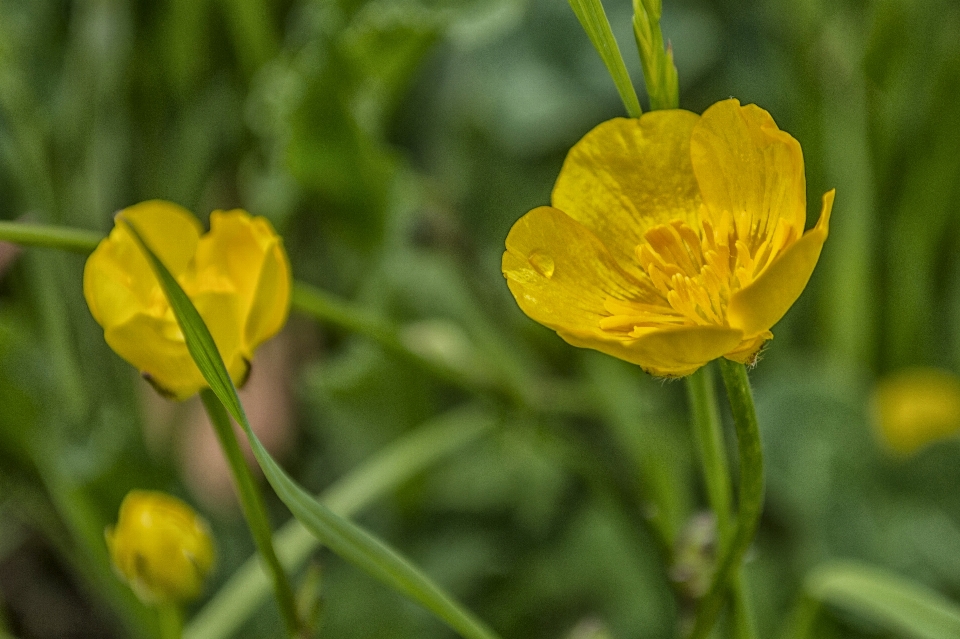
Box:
left=2, top=0, right=960, bottom=637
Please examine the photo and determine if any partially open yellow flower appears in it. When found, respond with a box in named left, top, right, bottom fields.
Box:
left=84, top=200, right=291, bottom=399
left=503, top=99, right=835, bottom=376
left=873, top=368, right=960, bottom=456
left=106, top=490, right=215, bottom=604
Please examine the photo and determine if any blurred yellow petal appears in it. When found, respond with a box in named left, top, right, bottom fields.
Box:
left=118, top=200, right=204, bottom=274
left=873, top=368, right=960, bottom=456
left=107, top=490, right=215, bottom=604
left=552, top=111, right=702, bottom=281
left=561, top=325, right=744, bottom=377
left=84, top=201, right=202, bottom=327
left=727, top=190, right=834, bottom=338
left=503, top=206, right=655, bottom=336
left=691, top=99, right=807, bottom=243
left=104, top=291, right=245, bottom=400
left=193, top=210, right=291, bottom=356
left=104, top=313, right=205, bottom=399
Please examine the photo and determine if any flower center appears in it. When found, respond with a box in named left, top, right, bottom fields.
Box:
left=600, top=211, right=799, bottom=332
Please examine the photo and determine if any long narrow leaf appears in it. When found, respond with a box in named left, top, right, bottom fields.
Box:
left=568, top=0, right=642, bottom=117
left=185, top=405, right=496, bottom=639
left=121, top=218, right=502, bottom=639
left=806, top=561, right=960, bottom=639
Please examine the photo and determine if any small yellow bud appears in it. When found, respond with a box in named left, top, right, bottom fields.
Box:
left=106, top=490, right=215, bottom=604
left=873, top=368, right=960, bottom=456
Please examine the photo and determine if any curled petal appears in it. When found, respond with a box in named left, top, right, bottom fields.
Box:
left=193, top=210, right=291, bottom=354
left=552, top=112, right=702, bottom=281
left=691, top=99, right=807, bottom=244
left=560, top=324, right=745, bottom=377
left=727, top=190, right=835, bottom=338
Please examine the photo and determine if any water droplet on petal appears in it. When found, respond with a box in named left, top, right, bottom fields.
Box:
left=527, top=250, right=555, bottom=279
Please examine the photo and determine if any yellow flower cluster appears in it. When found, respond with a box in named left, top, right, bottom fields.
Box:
left=503, top=99, right=834, bottom=376
left=84, top=201, right=290, bottom=399
left=106, top=490, right=215, bottom=604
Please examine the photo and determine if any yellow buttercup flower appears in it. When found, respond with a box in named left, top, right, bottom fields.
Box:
left=873, top=368, right=960, bottom=456
left=106, top=490, right=215, bottom=604
left=502, top=99, right=835, bottom=376
left=84, top=200, right=291, bottom=399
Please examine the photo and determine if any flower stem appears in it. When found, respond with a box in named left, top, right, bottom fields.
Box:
left=0, top=220, right=100, bottom=253
left=199, top=389, right=301, bottom=638
left=685, top=365, right=757, bottom=639
left=688, top=360, right=764, bottom=639
left=158, top=604, right=183, bottom=639
left=685, top=365, right=732, bottom=540
left=185, top=405, right=497, bottom=639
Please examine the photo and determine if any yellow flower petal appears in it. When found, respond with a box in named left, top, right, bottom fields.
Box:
left=691, top=99, right=807, bottom=244
left=84, top=201, right=202, bottom=327
left=560, top=324, right=744, bottom=377
left=503, top=206, right=654, bottom=336
left=193, top=210, right=291, bottom=355
left=551, top=111, right=702, bottom=281
left=874, top=368, right=960, bottom=456
left=723, top=331, right=772, bottom=365
left=727, top=190, right=834, bottom=338
left=103, top=290, right=246, bottom=400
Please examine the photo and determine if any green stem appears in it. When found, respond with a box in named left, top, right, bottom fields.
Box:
left=685, top=365, right=757, bottom=639
left=198, top=389, right=301, bottom=638
left=568, top=0, right=642, bottom=117
left=0, top=220, right=100, bottom=253
left=688, top=360, right=765, bottom=639
left=685, top=365, right=732, bottom=541
left=158, top=604, right=183, bottom=639
left=184, top=405, right=496, bottom=639
left=779, top=594, right=820, bottom=639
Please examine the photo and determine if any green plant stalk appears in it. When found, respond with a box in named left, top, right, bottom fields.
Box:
left=685, top=365, right=732, bottom=541
left=198, top=389, right=301, bottom=638
left=688, top=360, right=765, bottom=639
left=0, top=220, right=101, bottom=253
left=632, top=0, right=679, bottom=111
left=124, top=219, right=503, bottom=639
left=685, top=365, right=757, bottom=639
left=779, top=594, right=820, bottom=639
left=185, top=405, right=497, bottom=639
left=568, top=0, right=642, bottom=117
left=157, top=605, right=183, bottom=639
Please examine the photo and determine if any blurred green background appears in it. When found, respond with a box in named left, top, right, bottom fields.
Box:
left=2, top=0, right=960, bottom=637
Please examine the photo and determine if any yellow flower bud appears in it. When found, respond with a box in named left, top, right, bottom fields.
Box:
left=83, top=201, right=291, bottom=399
left=106, top=490, right=215, bottom=604
left=873, top=368, right=960, bottom=456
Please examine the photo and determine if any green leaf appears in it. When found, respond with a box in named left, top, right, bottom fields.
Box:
left=806, top=561, right=960, bottom=639
left=185, top=405, right=497, bottom=639
left=567, top=0, right=642, bottom=118
left=121, top=218, right=502, bottom=639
